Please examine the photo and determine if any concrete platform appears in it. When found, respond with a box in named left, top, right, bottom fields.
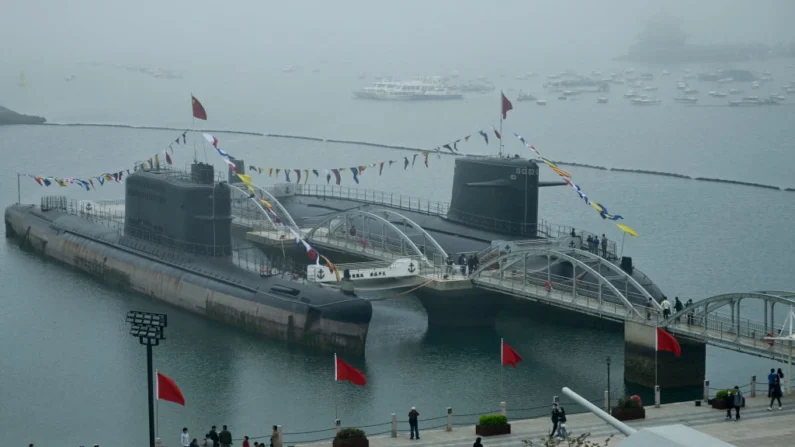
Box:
left=295, top=394, right=795, bottom=447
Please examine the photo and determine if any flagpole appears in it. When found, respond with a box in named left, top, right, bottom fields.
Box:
left=333, top=353, right=338, bottom=421
left=620, top=231, right=626, bottom=259
left=654, top=323, right=658, bottom=393
left=500, top=338, right=504, bottom=403
left=155, top=369, right=160, bottom=440
left=499, top=91, right=504, bottom=157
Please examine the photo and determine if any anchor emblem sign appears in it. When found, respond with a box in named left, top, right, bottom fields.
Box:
left=407, top=262, right=416, bottom=273
left=316, top=269, right=325, bottom=280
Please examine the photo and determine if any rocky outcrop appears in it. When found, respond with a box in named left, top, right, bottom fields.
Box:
left=0, top=106, right=46, bottom=125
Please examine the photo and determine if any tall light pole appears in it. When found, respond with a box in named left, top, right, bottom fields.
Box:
left=126, top=311, right=168, bottom=447
left=606, top=356, right=612, bottom=409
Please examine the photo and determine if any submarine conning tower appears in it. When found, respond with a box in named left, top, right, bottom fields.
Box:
left=448, top=155, right=561, bottom=238
left=124, top=162, right=233, bottom=257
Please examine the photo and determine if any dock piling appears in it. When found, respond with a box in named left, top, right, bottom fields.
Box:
left=751, top=376, right=756, bottom=397
left=500, top=401, right=506, bottom=417
left=446, top=407, right=452, bottom=432
left=391, top=414, right=397, bottom=437
left=654, top=385, right=661, bottom=408
left=703, top=380, right=710, bottom=402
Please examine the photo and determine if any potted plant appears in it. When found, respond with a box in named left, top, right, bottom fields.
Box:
left=475, top=414, right=511, bottom=436
left=333, top=428, right=368, bottom=447
left=610, top=397, right=645, bottom=421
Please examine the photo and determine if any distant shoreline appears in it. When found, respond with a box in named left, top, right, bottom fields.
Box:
left=1, top=121, right=787, bottom=193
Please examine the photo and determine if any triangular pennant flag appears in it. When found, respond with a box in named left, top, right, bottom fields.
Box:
left=157, top=371, right=186, bottom=406
left=335, top=354, right=366, bottom=386
left=656, top=328, right=682, bottom=356
left=378, top=161, right=384, bottom=176
left=403, top=157, right=409, bottom=170
left=501, top=339, right=523, bottom=368
left=350, top=167, right=359, bottom=184
left=423, top=151, right=429, bottom=167
left=412, top=154, right=417, bottom=167
left=479, top=130, right=489, bottom=144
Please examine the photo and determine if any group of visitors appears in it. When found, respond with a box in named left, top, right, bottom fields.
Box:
left=181, top=425, right=281, bottom=447
left=444, top=254, right=479, bottom=278
left=648, top=296, right=694, bottom=323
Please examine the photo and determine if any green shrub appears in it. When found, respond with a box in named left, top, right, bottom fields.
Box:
left=715, top=389, right=730, bottom=399
left=335, top=428, right=366, bottom=440
left=617, top=397, right=641, bottom=409
left=479, top=414, right=508, bottom=425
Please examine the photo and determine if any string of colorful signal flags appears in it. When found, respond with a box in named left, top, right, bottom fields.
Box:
left=202, top=121, right=513, bottom=186
left=23, top=129, right=188, bottom=191
left=205, top=131, right=341, bottom=279
left=512, top=133, right=638, bottom=238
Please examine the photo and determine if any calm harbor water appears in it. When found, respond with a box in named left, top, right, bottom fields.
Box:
left=1, top=59, right=795, bottom=446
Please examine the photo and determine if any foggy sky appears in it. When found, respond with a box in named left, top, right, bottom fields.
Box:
left=2, top=0, right=794, bottom=71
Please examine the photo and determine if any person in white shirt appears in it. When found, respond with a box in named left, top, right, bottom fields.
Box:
left=181, top=427, right=191, bottom=447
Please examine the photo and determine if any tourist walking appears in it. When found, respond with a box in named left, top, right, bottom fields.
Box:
left=769, top=375, right=783, bottom=410
left=190, top=439, right=199, bottom=447
left=768, top=369, right=778, bottom=397
left=204, top=436, right=214, bottom=447
left=550, top=402, right=560, bottom=437
left=182, top=428, right=191, bottom=447
left=445, top=256, right=454, bottom=277
left=472, top=254, right=479, bottom=272
left=208, top=426, right=220, bottom=447
left=778, top=368, right=785, bottom=383
left=686, top=299, right=694, bottom=325
left=242, top=436, right=250, bottom=447
left=219, top=425, right=233, bottom=447
left=458, top=254, right=467, bottom=276
left=271, top=425, right=282, bottom=447
left=556, top=404, right=568, bottom=440
left=473, top=437, right=483, bottom=447
left=646, top=297, right=654, bottom=321
left=408, top=406, right=420, bottom=440
left=661, top=297, right=671, bottom=319
left=732, top=386, right=743, bottom=420
left=674, top=297, right=684, bottom=322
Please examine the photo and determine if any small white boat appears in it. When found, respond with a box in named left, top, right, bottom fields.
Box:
left=557, top=95, right=567, bottom=100
left=708, top=91, right=727, bottom=97
left=643, top=86, right=658, bottom=91
left=785, top=86, right=795, bottom=94
left=631, top=97, right=661, bottom=105
left=729, top=88, right=743, bottom=95
left=717, top=78, right=733, bottom=84
left=624, top=90, right=639, bottom=98
left=684, top=88, right=699, bottom=95
left=770, top=94, right=787, bottom=102
left=535, top=99, right=547, bottom=105
left=676, top=82, right=687, bottom=90
left=597, top=97, right=608, bottom=104
left=751, top=81, right=760, bottom=89
left=674, top=97, right=698, bottom=104
left=661, top=70, right=671, bottom=76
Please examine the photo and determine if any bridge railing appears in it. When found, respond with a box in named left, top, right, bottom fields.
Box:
left=668, top=309, right=784, bottom=345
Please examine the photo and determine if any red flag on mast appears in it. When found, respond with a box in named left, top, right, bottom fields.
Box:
left=156, top=371, right=186, bottom=406
left=192, top=95, right=207, bottom=120
left=656, top=328, right=682, bottom=357
left=501, top=92, right=513, bottom=119
left=335, top=354, right=367, bottom=386
left=501, top=339, right=523, bottom=368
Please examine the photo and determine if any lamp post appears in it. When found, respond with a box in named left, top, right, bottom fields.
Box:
left=606, top=356, right=611, bottom=409
left=126, top=311, right=168, bottom=447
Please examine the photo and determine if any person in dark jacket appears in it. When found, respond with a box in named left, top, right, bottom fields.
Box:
left=556, top=405, right=568, bottom=439
left=458, top=254, right=467, bottom=276
left=408, top=407, right=420, bottom=440
left=219, top=425, right=233, bottom=447
left=473, top=437, right=483, bottom=447
left=778, top=368, right=785, bottom=382
left=768, top=368, right=777, bottom=397
left=674, top=297, right=684, bottom=322
left=550, top=402, right=560, bottom=437
left=769, top=376, right=783, bottom=410
left=208, top=426, right=220, bottom=447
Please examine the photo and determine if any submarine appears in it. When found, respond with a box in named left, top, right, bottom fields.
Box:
left=247, top=155, right=665, bottom=328
left=4, top=162, right=372, bottom=355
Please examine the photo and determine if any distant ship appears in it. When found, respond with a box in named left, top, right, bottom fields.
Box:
left=353, top=77, right=463, bottom=100
left=621, top=13, right=794, bottom=63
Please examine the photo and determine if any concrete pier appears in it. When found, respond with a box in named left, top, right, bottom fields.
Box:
left=295, top=394, right=795, bottom=447
left=624, top=320, right=706, bottom=389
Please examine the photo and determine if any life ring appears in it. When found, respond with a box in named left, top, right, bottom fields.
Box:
left=766, top=332, right=775, bottom=346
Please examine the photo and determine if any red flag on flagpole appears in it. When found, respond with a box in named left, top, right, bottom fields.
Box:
left=335, top=354, right=367, bottom=386
left=501, top=339, right=523, bottom=368
left=192, top=95, right=207, bottom=120
left=156, top=371, right=186, bottom=406
left=656, top=327, right=682, bottom=357
left=501, top=92, right=513, bottom=119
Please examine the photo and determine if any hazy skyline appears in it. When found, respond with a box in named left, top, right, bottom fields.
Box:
left=3, top=0, right=794, bottom=71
